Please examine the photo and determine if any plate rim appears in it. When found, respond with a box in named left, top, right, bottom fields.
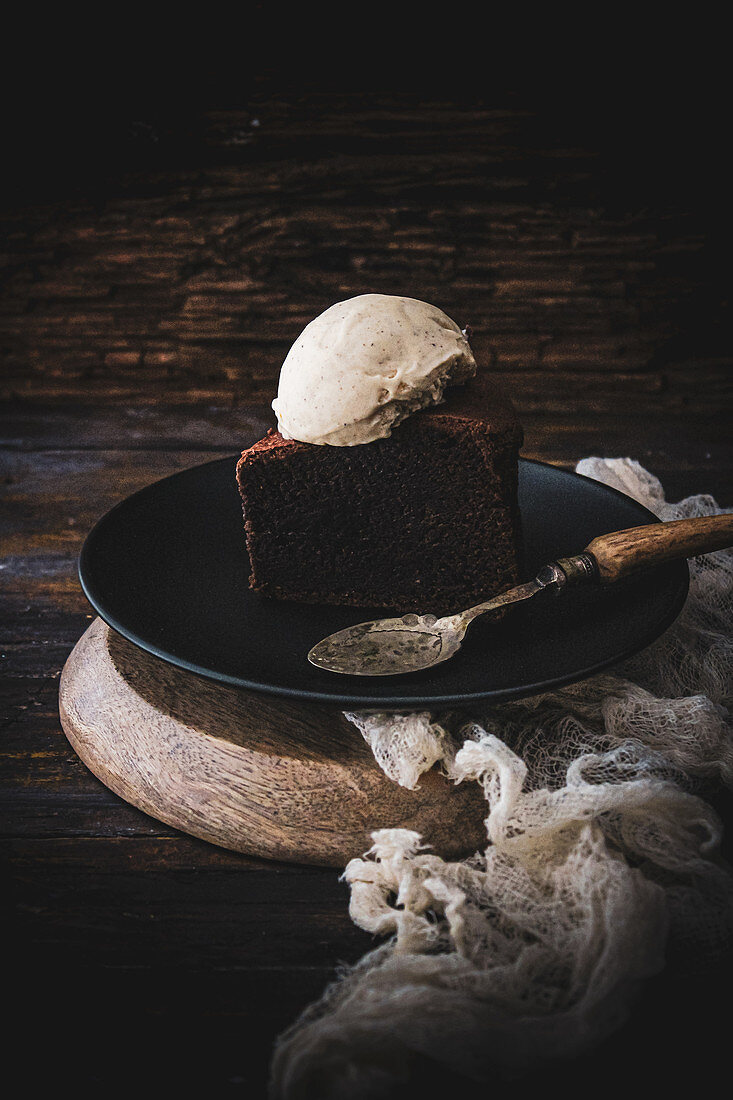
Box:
left=78, top=456, right=690, bottom=708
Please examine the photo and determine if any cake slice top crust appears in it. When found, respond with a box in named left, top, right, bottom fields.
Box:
left=240, top=370, right=522, bottom=464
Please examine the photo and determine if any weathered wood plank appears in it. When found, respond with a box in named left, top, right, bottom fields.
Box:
left=6, top=961, right=336, bottom=1095
left=1, top=404, right=729, bottom=469
left=5, top=835, right=369, bottom=967
left=2, top=102, right=730, bottom=417
left=1, top=422, right=729, bottom=525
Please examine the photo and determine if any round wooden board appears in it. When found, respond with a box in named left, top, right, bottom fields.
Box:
left=59, top=618, right=487, bottom=867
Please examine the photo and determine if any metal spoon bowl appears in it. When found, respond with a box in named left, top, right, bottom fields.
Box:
left=308, top=573, right=558, bottom=676
left=308, top=613, right=465, bottom=676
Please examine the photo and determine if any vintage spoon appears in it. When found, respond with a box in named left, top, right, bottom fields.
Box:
left=308, top=513, right=733, bottom=676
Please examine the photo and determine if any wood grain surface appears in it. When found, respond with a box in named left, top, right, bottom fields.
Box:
left=586, top=514, right=733, bottom=582
left=59, top=618, right=487, bottom=866
left=2, top=92, right=731, bottom=426
left=2, top=85, right=731, bottom=1096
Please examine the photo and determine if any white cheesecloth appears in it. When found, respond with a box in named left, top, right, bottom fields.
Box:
left=270, top=458, right=733, bottom=1099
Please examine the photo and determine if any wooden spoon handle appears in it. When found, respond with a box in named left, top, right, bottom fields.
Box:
left=584, top=513, right=733, bottom=584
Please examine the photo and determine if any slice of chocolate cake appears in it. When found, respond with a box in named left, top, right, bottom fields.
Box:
left=236, top=369, right=523, bottom=614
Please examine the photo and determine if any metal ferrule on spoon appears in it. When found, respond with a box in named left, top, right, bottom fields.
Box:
left=308, top=514, right=733, bottom=677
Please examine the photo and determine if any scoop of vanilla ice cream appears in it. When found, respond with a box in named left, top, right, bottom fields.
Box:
left=271, top=294, right=477, bottom=446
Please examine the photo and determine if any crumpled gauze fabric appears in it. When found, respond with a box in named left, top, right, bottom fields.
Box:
left=270, top=458, right=733, bottom=1099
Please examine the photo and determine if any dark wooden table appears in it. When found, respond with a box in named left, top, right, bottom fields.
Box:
left=2, top=87, right=731, bottom=1096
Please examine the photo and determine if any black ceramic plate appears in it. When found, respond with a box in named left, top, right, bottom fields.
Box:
left=79, top=457, right=688, bottom=708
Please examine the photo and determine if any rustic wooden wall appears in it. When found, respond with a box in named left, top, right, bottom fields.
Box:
left=2, top=87, right=730, bottom=414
